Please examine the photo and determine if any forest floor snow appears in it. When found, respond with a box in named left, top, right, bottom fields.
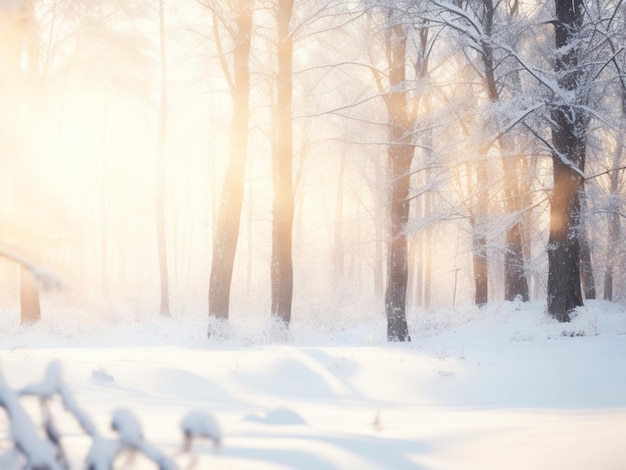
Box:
left=0, top=300, right=625, bottom=469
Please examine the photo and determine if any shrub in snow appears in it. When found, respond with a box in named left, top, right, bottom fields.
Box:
left=0, top=362, right=220, bottom=470
left=181, top=410, right=222, bottom=450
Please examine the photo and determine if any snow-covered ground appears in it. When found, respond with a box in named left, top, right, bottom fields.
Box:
left=1, top=300, right=626, bottom=469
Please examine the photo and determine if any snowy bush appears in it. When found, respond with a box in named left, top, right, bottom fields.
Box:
left=0, top=362, right=220, bottom=470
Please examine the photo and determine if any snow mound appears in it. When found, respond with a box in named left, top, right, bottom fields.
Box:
left=244, top=407, right=307, bottom=426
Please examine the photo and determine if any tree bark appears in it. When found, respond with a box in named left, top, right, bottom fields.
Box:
left=271, top=0, right=295, bottom=325
left=547, top=0, right=586, bottom=322
left=208, top=1, right=253, bottom=321
left=384, top=22, right=412, bottom=342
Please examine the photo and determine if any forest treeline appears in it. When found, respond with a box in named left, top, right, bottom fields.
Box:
left=0, top=0, right=624, bottom=341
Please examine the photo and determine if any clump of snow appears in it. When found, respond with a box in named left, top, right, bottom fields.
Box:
left=91, top=368, right=114, bottom=383
left=0, top=368, right=62, bottom=470
left=111, top=408, right=177, bottom=470
left=111, top=408, right=143, bottom=448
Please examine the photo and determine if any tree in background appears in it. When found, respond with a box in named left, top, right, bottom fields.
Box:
left=203, top=0, right=253, bottom=324
left=271, top=0, right=295, bottom=326
left=0, top=0, right=42, bottom=324
left=433, top=0, right=532, bottom=303
left=366, top=3, right=419, bottom=341
left=156, top=0, right=171, bottom=317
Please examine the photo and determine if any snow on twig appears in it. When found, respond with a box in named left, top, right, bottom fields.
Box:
left=112, top=408, right=178, bottom=470
left=0, top=369, right=63, bottom=470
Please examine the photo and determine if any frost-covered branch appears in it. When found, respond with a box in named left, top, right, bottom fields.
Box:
left=0, top=246, right=63, bottom=291
left=6, top=362, right=222, bottom=470
left=0, top=369, right=63, bottom=470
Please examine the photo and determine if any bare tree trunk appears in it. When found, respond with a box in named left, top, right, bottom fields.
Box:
left=271, top=0, right=295, bottom=325
left=208, top=1, right=253, bottom=321
left=383, top=22, right=412, bottom=342
left=20, top=267, right=40, bottom=324
left=156, top=0, right=171, bottom=317
left=547, top=0, right=586, bottom=322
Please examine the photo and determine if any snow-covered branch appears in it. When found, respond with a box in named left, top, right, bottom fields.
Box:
left=0, top=362, right=222, bottom=470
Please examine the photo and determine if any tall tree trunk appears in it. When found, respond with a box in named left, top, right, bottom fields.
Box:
left=208, top=1, right=253, bottom=321
left=547, top=0, right=586, bottom=322
left=271, top=0, right=295, bottom=324
left=156, top=0, right=170, bottom=317
left=384, top=22, right=412, bottom=342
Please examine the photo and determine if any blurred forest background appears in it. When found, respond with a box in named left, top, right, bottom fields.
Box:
left=0, top=0, right=623, bottom=335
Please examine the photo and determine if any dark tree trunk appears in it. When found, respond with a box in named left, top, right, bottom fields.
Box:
left=385, top=144, right=413, bottom=341
left=20, top=267, right=40, bottom=324
left=547, top=159, right=584, bottom=320
left=271, top=0, right=295, bottom=325
left=208, top=1, right=252, bottom=321
left=156, top=0, right=170, bottom=317
left=548, top=0, right=586, bottom=322
left=384, top=22, right=412, bottom=342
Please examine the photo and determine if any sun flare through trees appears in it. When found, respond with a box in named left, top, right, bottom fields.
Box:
left=0, top=0, right=624, bottom=338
